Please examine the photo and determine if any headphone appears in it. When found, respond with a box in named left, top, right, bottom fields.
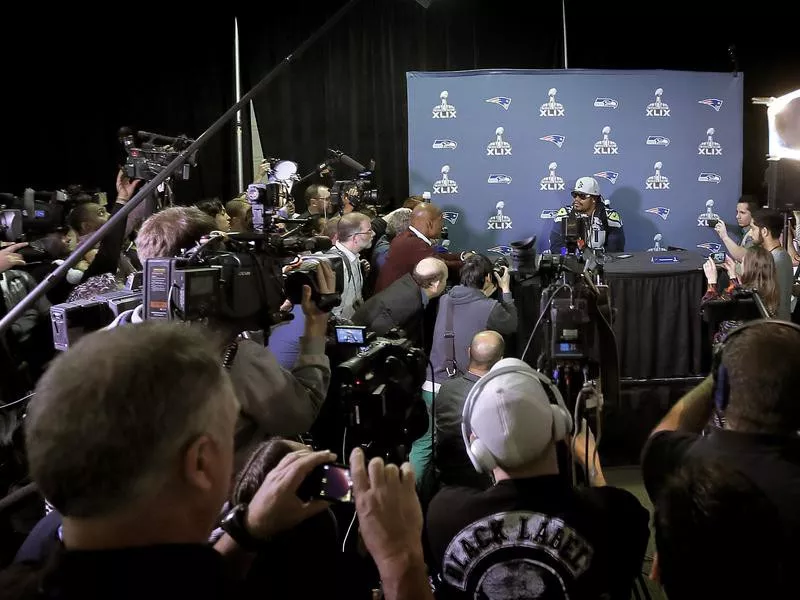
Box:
left=461, top=359, right=573, bottom=474
left=712, top=319, right=800, bottom=414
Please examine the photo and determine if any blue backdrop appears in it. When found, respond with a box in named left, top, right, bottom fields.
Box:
left=407, top=69, right=743, bottom=257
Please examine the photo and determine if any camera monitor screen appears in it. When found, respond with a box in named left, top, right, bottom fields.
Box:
left=335, top=325, right=366, bottom=345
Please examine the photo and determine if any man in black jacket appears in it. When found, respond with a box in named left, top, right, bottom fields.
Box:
left=351, top=256, right=448, bottom=350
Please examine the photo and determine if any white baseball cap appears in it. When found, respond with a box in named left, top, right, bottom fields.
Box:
left=468, top=359, right=560, bottom=470
left=573, top=176, right=601, bottom=196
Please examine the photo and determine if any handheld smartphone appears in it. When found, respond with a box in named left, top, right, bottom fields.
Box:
left=711, top=251, right=726, bottom=264
left=706, top=218, right=719, bottom=228
left=297, top=463, right=353, bottom=504
left=335, top=325, right=366, bottom=345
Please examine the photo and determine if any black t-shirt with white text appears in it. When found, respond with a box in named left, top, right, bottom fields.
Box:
left=426, top=476, right=649, bottom=599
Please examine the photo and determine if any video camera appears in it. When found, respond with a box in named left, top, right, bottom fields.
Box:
left=119, top=128, right=197, bottom=182
left=514, top=234, right=618, bottom=412
left=330, top=172, right=385, bottom=212
left=0, top=186, right=107, bottom=242
left=49, top=231, right=341, bottom=350
left=333, top=328, right=429, bottom=465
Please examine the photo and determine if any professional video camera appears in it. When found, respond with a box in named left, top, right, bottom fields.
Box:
left=0, top=186, right=107, bottom=242
left=330, top=172, right=386, bottom=212
left=332, top=328, right=429, bottom=465
left=50, top=232, right=339, bottom=350
left=119, top=128, right=197, bottom=182
left=516, top=235, right=619, bottom=415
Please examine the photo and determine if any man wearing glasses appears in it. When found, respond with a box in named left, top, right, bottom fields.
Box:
left=331, top=212, right=375, bottom=320
left=549, top=176, right=625, bottom=253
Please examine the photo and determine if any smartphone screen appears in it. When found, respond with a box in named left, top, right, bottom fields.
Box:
left=335, top=325, right=366, bottom=345
left=298, top=464, right=353, bottom=503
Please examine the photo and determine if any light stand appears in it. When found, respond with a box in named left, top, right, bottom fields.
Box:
left=0, top=0, right=365, bottom=338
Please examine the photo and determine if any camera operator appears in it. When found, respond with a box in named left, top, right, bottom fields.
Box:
left=351, top=256, right=448, bottom=351
left=136, top=206, right=333, bottom=469
left=298, top=184, right=333, bottom=219
left=0, top=323, right=432, bottom=600
left=412, top=255, right=517, bottom=480
left=641, top=320, right=800, bottom=596
left=330, top=212, right=374, bottom=320
left=226, top=199, right=253, bottom=233
left=427, top=359, right=649, bottom=599
left=48, top=171, right=141, bottom=304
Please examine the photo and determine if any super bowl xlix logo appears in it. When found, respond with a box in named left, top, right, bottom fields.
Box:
left=540, top=88, right=565, bottom=117
left=432, top=90, right=456, bottom=119
left=433, top=165, right=458, bottom=195
left=487, top=201, right=513, bottom=230
left=698, top=128, right=723, bottom=156
left=645, top=162, right=670, bottom=190
left=646, top=88, right=671, bottom=117
left=540, top=162, right=565, bottom=191
left=486, top=127, right=512, bottom=156
left=593, top=126, right=619, bottom=155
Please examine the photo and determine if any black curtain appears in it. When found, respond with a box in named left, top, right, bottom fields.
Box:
left=2, top=3, right=798, bottom=210
left=0, top=10, right=238, bottom=203
left=238, top=0, right=564, bottom=211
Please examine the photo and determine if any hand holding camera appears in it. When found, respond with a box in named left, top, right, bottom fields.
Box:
left=703, top=257, right=719, bottom=284
left=714, top=220, right=728, bottom=240
left=244, top=449, right=338, bottom=540
left=723, top=255, right=738, bottom=280
left=495, top=265, right=511, bottom=293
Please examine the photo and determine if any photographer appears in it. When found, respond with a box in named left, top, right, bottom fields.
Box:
left=136, top=206, right=333, bottom=468
left=702, top=246, right=779, bottom=344
left=1, top=323, right=431, bottom=600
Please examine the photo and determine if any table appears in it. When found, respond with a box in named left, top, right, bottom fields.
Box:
left=514, top=250, right=710, bottom=380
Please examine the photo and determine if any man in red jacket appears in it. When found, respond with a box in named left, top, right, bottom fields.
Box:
left=375, top=203, right=467, bottom=293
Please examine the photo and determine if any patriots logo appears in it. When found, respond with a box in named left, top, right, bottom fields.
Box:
left=698, top=98, right=723, bottom=112
left=487, top=245, right=512, bottom=256
left=442, top=211, right=459, bottom=225
left=697, top=242, right=722, bottom=253
left=646, top=207, right=670, bottom=221
left=540, top=209, right=560, bottom=219
left=539, top=134, right=565, bottom=148
left=486, top=96, right=511, bottom=110
left=594, top=171, right=619, bottom=184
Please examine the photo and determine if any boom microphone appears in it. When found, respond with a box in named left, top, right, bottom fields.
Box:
left=328, top=148, right=366, bottom=172
left=138, top=130, right=188, bottom=145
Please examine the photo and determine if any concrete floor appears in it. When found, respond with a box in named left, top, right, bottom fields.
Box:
left=605, top=465, right=666, bottom=600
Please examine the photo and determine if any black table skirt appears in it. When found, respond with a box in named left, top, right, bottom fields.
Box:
left=514, top=251, right=711, bottom=380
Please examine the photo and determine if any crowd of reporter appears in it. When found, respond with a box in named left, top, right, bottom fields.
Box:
left=0, top=173, right=797, bottom=599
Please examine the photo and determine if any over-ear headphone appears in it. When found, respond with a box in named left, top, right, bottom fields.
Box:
left=711, top=319, right=800, bottom=414
left=461, top=358, right=573, bottom=474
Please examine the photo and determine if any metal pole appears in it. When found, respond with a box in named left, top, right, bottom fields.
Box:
left=0, top=0, right=365, bottom=337
left=234, top=17, right=245, bottom=193
left=561, top=0, right=569, bottom=68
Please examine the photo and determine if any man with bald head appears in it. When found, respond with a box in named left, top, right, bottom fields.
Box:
left=429, top=330, right=505, bottom=489
left=375, top=202, right=468, bottom=293
left=352, top=256, right=449, bottom=350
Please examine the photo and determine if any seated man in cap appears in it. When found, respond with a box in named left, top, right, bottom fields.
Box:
left=549, top=176, right=625, bottom=253
left=426, top=359, right=649, bottom=599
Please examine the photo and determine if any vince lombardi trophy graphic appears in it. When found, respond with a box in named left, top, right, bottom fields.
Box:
left=697, top=199, right=721, bottom=227
left=648, top=233, right=663, bottom=252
